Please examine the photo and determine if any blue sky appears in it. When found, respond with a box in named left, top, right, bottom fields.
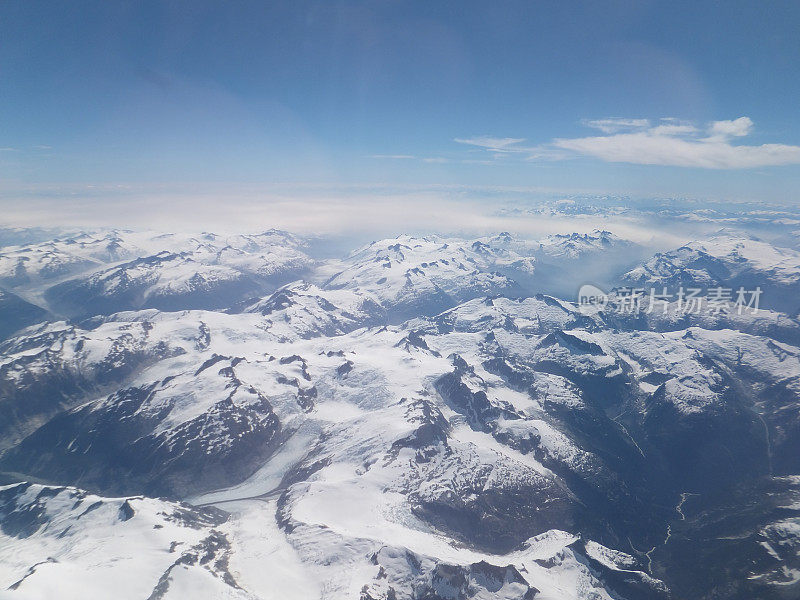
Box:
left=2, top=0, right=800, bottom=204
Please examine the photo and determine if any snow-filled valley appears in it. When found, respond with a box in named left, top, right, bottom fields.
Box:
left=1, top=226, right=799, bottom=600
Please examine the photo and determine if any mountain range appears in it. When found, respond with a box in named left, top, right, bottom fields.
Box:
left=0, top=227, right=798, bottom=600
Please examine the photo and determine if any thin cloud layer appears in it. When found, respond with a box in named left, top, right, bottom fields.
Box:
left=454, top=136, right=527, bottom=152
left=458, top=117, right=800, bottom=169
left=0, top=182, right=684, bottom=244
left=581, top=118, right=650, bottom=134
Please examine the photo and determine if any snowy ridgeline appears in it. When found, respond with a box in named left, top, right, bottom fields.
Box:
left=0, top=227, right=799, bottom=600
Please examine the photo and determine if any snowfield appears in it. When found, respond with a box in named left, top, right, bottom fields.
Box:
left=0, top=227, right=798, bottom=600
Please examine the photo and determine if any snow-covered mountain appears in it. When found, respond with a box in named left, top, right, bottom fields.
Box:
left=321, top=235, right=525, bottom=321
left=535, top=230, right=631, bottom=261
left=624, top=232, right=800, bottom=315
left=319, top=231, right=637, bottom=321
left=0, top=230, right=152, bottom=288
left=0, top=228, right=798, bottom=600
left=0, top=482, right=247, bottom=599
left=239, top=281, right=387, bottom=339
left=530, top=230, right=642, bottom=298
left=45, top=231, right=313, bottom=318
left=0, top=229, right=314, bottom=322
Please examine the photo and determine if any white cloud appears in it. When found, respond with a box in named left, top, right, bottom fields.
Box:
left=370, top=154, right=451, bottom=164
left=553, top=131, right=800, bottom=168
left=458, top=117, right=800, bottom=169
left=454, top=136, right=567, bottom=161
left=582, top=118, right=650, bottom=133
left=648, top=124, right=698, bottom=136
left=708, top=116, right=753, bottom=140
left=454, top=136, right=526, bottom=151
left=370, top=154, right=416, bottom=159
